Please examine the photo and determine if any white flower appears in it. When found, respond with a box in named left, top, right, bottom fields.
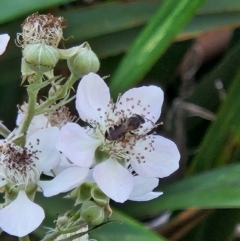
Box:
left=15, top=105, right=88, bottom=198
left=56, top=73, right=180, bottom=203
left=0, top=127, right=60, bottom=237
left=0, top=34, right=10, bottom=55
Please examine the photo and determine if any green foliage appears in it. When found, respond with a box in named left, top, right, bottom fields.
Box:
left=1, top=0, right=240, bottom=240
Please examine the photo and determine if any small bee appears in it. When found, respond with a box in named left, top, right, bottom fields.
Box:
left=105, top=114, right=145, bottom=141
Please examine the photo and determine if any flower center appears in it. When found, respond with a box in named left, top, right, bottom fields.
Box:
left=89, top=96, right=156, bottom=168
left=47, top=106, right=76, bottom=128
left=0, top=142, right=41, bottom=190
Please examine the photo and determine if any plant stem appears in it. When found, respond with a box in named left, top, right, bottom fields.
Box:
left=15, top=74, right=42, bottom=146
left=35, top=74, right=78, bottom=114
left=0, top=122, right=11, bottom=137
left=19, top=235, right=30, bottom=241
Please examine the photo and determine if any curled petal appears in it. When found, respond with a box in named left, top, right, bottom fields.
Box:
left=0, top=190, right=44, bottom=237
left=56, top=123, right=101, bottom=167
left=93, top=158, right=133, bottom=203
left=129, top=191, right=162, bottom=201
left=76, top=73, right=110, bottom=124
left=39, top=166, right=89, bottom=197
left=130, top=135, right=180, bottom=178
left=115, top=86, right=163, bottom=123
left=129, top=176, right=162, bottom=201
left=0, top=34, right=10, bottom=55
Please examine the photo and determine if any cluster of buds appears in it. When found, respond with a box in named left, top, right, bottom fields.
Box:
left=17, top=13, right=99, bottom=80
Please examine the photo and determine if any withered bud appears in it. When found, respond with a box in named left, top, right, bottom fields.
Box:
left=17, top=13, right=66, bottom=48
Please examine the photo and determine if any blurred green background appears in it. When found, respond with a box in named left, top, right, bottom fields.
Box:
left=2, top=0, right=240, bottom=240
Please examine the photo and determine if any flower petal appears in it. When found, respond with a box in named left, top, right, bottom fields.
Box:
left=76, top=73, right=110, bottom=124
left=129, top=191, right=162, bottom=201
left=0, top=190, right=44, bottom=237
left=26, top=127, right=61, bottom=172
left=115, top=86, right=163, bottom=123
left=130, top=176, right=158, bottom=197
left=128, top=176, right=162, bottom=201
left=0, top=172, right=7, bottom=187
left=0, top=34, right=10, bottom=55
left=16, top=114, right=50, bottom=137
left=43, top=154, right=72, bottom=177
left=56, top=123, right=101, bottom=167
left=39, top=166, right=88, bottom=197
left=93, top=158, right=133, bottom=203
left=130, top=135, right=180, bottom=178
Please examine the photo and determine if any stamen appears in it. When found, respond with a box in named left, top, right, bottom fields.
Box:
left=0, top=142, right=41, bottom=189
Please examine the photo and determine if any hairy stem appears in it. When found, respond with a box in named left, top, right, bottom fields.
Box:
left=35, top=74, right=78, bottom=114
left=15, top=74, right=42, bottom=146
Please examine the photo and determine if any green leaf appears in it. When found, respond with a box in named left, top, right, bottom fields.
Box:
left=179, top=12, right=240, bottom=41
left=90, top=210, right=167, bottom=241
left=109, top=0, right=207, bottom=96
left=0, top=0, right=74, bottom=24
left=189, top=66, right=240, bottom=173
left=116, top=163, right=240, bottom=216
left=2, top=1, right=240, bottom=60
left=200, top=0, right=240, bottom=12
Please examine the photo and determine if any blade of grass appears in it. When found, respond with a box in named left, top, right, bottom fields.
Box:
left=109, top=0, right=207, bottom=96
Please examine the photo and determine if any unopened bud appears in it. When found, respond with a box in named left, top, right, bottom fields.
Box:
left=80, top=201, right=104, bottom=225
left=55, top=215, right=69, bottom=227
left=48, top=85, right=62, bottom=97
left=67, top=42, right=100, bottom=78
left=23, top=43, right=59, bottom=74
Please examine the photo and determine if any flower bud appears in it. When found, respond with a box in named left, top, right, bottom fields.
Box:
left=80, top=201, right=104, bottom=225
left=67, top=42, right=100, bottom=78
left=91, top=186, right=109, bottom=206
left=23, top=43, right=59, bottom=74
left=48, top=85, right=62, bottom=97
left=55, top=215, right=69, bottom=227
